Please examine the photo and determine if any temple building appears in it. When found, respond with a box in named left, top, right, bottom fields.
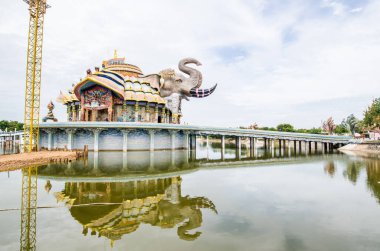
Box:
left=57, top=52, right=216, bottom=124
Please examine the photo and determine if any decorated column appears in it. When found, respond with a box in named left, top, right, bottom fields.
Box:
left=134, top=103, right=139, bottom=122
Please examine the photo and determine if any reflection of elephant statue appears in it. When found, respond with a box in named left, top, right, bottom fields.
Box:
left=158, top=196, right=217, bottom=241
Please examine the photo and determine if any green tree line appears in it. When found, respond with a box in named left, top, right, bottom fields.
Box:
left=0, top=120, right=24, bottom=132
left=242, top=97, right=380, bottom=135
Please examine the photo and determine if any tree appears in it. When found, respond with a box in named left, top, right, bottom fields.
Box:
left=322, top=117, right=336, bottom=135
left=0, top=120, right=24, bottom=131
left=345, top=114, right=359, bottom=135
left=276, top=123, right=295, bottom=132
left=363, top=98, right=380, bottom=128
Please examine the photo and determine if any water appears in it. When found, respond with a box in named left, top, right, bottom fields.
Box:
left=1, top=143, right=380, bottom=251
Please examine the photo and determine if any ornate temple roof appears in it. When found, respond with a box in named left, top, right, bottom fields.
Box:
left=57, top=54, right=166, bottom=105
left=102, top=57, right=143, bottom=77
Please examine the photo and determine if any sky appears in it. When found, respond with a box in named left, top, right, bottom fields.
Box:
left=0, top=0, right=379, bottom=128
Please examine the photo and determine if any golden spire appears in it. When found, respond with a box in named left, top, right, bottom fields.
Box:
left=114, top=49, right=118, bottom=59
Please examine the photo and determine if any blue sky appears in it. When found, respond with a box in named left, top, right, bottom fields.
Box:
left=0, top=0, right=379, bottom=128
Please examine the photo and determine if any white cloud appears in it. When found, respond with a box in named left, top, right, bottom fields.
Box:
left=0, top=0, right=378, bottom=128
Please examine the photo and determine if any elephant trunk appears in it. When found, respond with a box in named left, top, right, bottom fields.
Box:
left=178, top=58, right=203, bottom=89
left=190, top=84, right=217, bottom=98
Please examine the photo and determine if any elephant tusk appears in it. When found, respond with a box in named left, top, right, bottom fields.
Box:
left=189, top=84, right=217, bottom=98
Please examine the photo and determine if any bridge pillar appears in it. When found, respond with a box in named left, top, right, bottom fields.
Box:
left=221, top=135, right=225, bottom=160
left=298, top=141, right=302, bottom=153
left=183, top=131, right=190, bottom=150
left=236, top=136, right=241, bottom=160
left=189, top=134, right=197, bottom=161
left=206, top=135, right=210, bottom=159
left=264, top=138, right=267, bottom=150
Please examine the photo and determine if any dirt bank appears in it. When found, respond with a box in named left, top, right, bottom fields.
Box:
left=0, top=151, right=78, bottom=172
left=339, top=143, right=380, bottom=158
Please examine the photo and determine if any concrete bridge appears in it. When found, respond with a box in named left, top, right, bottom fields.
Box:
left=39, top=122, right=351, bottom=157
left=0, top=130, right=24, bottom=144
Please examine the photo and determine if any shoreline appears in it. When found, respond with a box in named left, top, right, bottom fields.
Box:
left=0, top=151, right=79, bottom=172
left=338, top=143, right=380, bottom=158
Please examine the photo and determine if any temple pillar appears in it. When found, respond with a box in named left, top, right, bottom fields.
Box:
left=149, top=130, right=156, bottom=151
left=91, top=128, right=103, bottom=152
left=120, top=129, right=131, bottom=152
left=84, top=109, right=89, bottom=122
left=72, top=105, right=77, bottom=122
left=67, top=105, right=71, bottom=121
left=122, top=101, right=127, bottom=122
left=161, top=108, right=166, bottom=123
left=170, top=130, right=178, bottom=150
left=46, top=129, right=54, bottom=150
left=134, top=103, right=139, bottom=122
left=154, top=106, right=159, bottom=123
left=65, top=129, right=76, bottom=151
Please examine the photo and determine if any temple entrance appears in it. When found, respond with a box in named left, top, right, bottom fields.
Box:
left=158, top=116, right=162, bottom=123
left=97, top=109, right=109, bottom=121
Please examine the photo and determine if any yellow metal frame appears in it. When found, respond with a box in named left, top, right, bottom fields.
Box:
left=20, top=166, right=38, bottom=251
left=23, top=0, right=48, bottom=153
left=21, top=1, right=48, bottom=250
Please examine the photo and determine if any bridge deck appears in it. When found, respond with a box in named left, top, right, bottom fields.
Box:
left=39, top=122, right=351, bottom=143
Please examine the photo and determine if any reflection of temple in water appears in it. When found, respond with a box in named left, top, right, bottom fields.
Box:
left=54, top=176, right=217, bottom=244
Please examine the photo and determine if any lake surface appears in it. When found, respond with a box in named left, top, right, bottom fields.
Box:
left=0, top=143, right=380, bottom=251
